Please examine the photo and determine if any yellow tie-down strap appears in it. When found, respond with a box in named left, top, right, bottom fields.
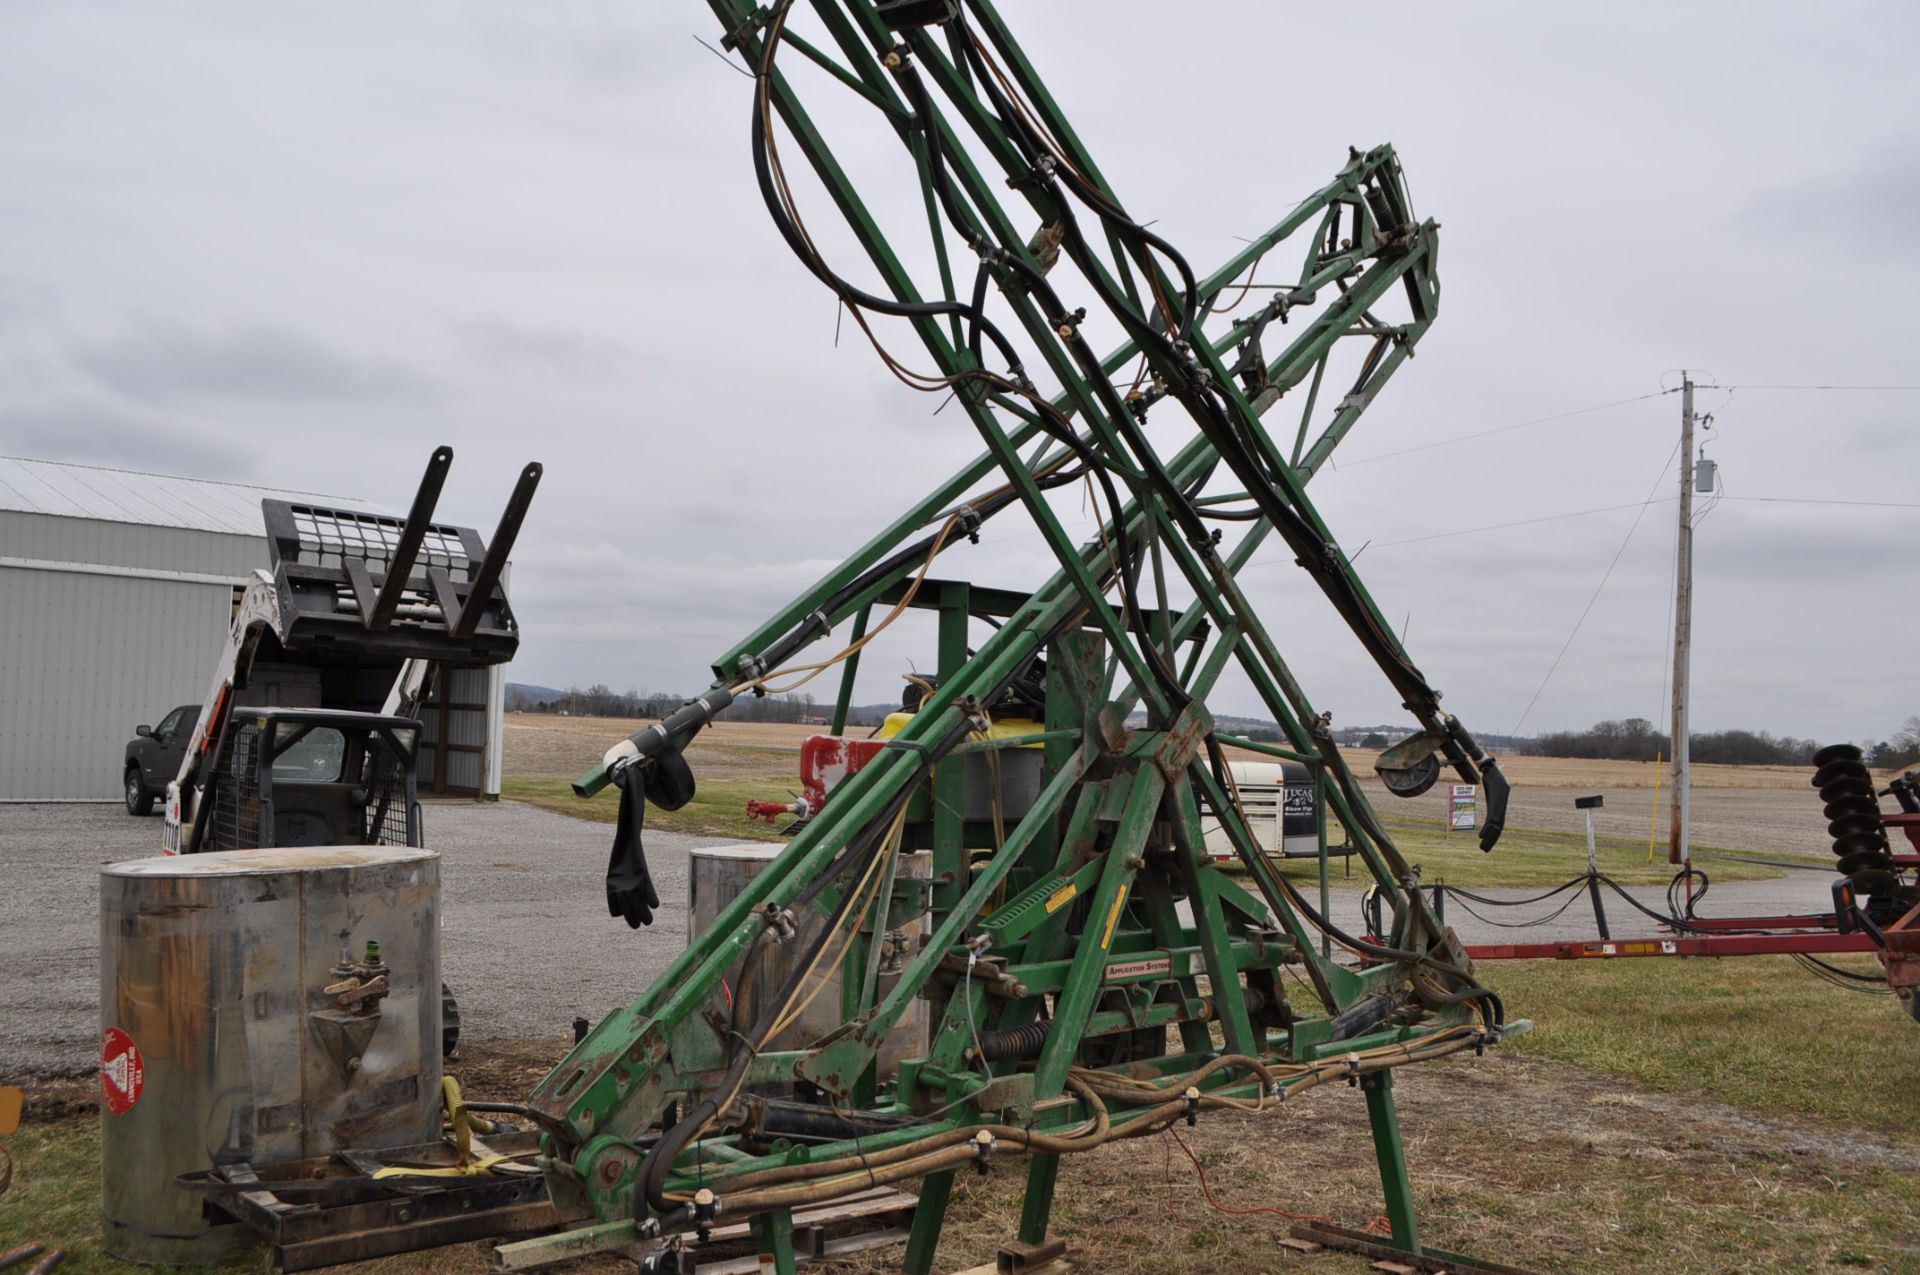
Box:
left=371, top=1077, right=514, bottom=1180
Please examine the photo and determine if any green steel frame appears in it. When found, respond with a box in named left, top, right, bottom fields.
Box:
left=520, top=3, right=1516, bottom=1269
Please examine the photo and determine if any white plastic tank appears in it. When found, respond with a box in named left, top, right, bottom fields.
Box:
left=688, top=843, right=929, bottom=1083
left=99, top=845, right=442, bottom=1265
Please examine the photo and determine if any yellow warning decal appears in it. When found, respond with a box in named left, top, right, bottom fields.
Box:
left=1100, top=884, right=1130, bottom=949
left=1044, top=882, right=1079, bottom=914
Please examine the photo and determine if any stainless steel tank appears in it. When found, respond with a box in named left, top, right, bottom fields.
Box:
left=99, top=846, right=442, bottom=1265
left=688, top=843, right=929, bottom=1083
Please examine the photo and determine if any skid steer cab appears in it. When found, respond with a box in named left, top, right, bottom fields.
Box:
left=174, top=708, right=425, bottom=852
left=162, top=445, right=539, bottom=856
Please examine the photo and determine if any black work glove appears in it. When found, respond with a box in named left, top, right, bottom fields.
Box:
left=606, top=765, right=662, bottom=928
left=605, top=748, right=696, bottom=928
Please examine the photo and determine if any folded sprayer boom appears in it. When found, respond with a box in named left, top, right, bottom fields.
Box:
left=518, top=4, right=1518, bottom=1270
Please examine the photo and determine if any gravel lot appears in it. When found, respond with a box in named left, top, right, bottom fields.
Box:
left=0, top=800, right=1826, bottom=1079
left=0, top=801, right=724, bottom=1078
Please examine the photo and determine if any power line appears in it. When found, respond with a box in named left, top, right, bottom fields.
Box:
left=1369, top=498, right=1673, bottom=548
left=1348, top=489, right=1915, bottom=553
left=1720, top=494, right=1920, bottom=511
left=1335, top=390, right=1673, bottom=468
left=1510, top=438, right=1682, bottom=737
left=1715, top=383, right=1920, bottom=391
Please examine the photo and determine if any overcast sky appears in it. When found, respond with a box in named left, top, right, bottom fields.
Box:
left=4, top=2, right=1915, bottom=744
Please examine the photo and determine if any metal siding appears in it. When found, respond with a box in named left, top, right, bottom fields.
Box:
left=1, top=510, right=261, bottom=577
left=444, top=667, right=487, bottom=794
left=1, top=545, right=237, bottom=801
left=484, top=662, right=505, bottom=798
left=0, top=457, right=369, bottom=536
left=1, top=502, right=508, bottom=801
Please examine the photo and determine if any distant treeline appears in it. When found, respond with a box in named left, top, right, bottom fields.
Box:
left=507, top=684, right=833, bottom=725
left=1520, top=716, right=1920, bottom=770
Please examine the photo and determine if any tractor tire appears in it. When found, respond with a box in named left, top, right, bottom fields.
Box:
left=124, top=767, right=155, bottom=817
left=441, top=983, right=461, bottom=1058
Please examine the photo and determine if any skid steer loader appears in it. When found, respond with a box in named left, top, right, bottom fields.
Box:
left=162, top=446, right=541, bottom=1054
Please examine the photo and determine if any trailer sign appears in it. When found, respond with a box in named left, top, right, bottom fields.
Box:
left=1448, top=784, right=1477, bottom=832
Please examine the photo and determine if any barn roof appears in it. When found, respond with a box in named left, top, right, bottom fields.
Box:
left=0, top=455, right=371, bottom=537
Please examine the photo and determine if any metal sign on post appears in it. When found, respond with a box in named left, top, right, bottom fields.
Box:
left=1448, top=784, right=1478, bottom=832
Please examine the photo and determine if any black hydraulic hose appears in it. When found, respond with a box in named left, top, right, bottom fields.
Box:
left=952, top=21, right=1201, bottom=341
left=891, top=56, right=1169, bottom=642
left=639, top=707, right=980, bottom=1216
left=893, top=46, right=1201, bottom=711
left=1218, top=774, right=1501, bottom=1029
left=1021, top=162, right=1429, bottom=709
left=745, top=4, right=1027, bottom=381
left=939, top=34, right=1425, bottom=744
left=1441, top=876, right=1593, bottom=907
left=753, top=1098, right=912, bottom=1142
left=1594, top=873, right=1780, bottom=938
left=746, top=21, right=1185, bottom=717
left=1441, top=888, right=1589, bottom=932
left=952, top=16, right=1451, bottom=734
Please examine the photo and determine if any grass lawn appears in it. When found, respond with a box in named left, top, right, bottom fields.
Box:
left=1491, top=952, right=1920, bottom=1130
left=506, top=765, right=1803, bottom=890
left=15, top=954, right=1918, bottom=1274
left=1309, top=815, right=1797, bottom=889
left=502, top=774, right=784, bottom=843
left=22, top=750, right=1899, bottom=1273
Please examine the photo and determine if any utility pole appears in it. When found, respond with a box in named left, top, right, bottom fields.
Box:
left=1668, top=373, right=1695, bottom=865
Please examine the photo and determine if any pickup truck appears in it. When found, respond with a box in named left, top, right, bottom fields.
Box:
left=124, top=704, right=199, bottom=815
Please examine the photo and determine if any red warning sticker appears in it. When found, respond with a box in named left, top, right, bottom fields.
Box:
left=101, top=1027, right=145, bottom=1115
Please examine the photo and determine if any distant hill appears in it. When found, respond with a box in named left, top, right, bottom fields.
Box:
left=506, top=682, right=568, bottom=708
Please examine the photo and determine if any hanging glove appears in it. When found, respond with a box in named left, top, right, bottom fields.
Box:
left=605, top=747, right=697, bottom=928
left=606, top=764, right=660, bottom=928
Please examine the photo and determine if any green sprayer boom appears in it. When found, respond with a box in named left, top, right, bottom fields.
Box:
left=522, top=3, right=1516, bottom=1269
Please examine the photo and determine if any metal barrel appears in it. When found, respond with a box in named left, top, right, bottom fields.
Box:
left=99, top=846, right=442, bottom=1265
left=687, top=843, right=930, bottom=1083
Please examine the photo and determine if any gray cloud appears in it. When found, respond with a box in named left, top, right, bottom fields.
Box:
left=0, top=395, right=253, bottom=476
left=5, top=1, right=1916, bottom=742
left=70, top=316, right=437, bottom=406
left=0, top=276, right=57, bottom=333
left=1736, top=141, right=1920, bottom=256
left=467, top=6, right=681, bottom=94
left=455, top=315, right=641, bottom=381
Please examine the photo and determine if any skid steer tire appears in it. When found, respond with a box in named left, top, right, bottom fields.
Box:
left=441, top=983, right=461, bottom=1058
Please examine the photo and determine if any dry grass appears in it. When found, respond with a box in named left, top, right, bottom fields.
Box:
left=21, top=716, right=1870, bottom=1272
left=509, top=717, right=1819, bottom=794
left=503, top=716, right=1813, bottom=884
left=17, top=1029, right=1920, bottom=1275
left=504, top=714, right=820, bottom=780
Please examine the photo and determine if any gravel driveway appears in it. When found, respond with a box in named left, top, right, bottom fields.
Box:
left=0, top=801, right=1831, bottom=1079
left=0, top=801, right=724, bottom=1078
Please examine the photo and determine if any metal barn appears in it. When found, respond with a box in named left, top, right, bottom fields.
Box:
left=0, top=456, right=506, bottom=803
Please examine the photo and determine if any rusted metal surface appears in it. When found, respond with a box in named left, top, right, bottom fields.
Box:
left=687, top=1187, right=917, bottom=1275
left=995, top=1236, right=1068, bottom=1273
left=177, top=1130, right=553, bottom=1271
left=100, top=846, right=442, bottom=1265
left=688, top=844, right=931, bottom=1083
